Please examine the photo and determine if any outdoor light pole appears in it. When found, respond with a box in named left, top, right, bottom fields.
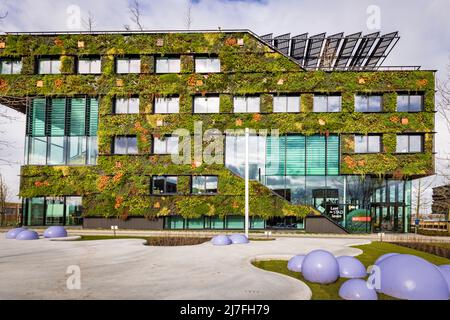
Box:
left=244, top=127, right=249, bottom=238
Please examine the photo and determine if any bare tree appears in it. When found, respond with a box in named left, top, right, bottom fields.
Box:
left=412, top=176, right=436, bottom=219
left=82, top=11, right=96, bottom=32
left=185, top=0, right=193, bottom=30
left=0, top=173, right=10, bottom=226
left=125, top=0, right=145, bottom=31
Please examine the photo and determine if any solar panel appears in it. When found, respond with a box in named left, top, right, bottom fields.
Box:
left=273, top=33, right=291, bottom=55
left=290, top=33, right=308, bottom=63
left=260, top=33, right=273, bottom=46
left=351, top=32, right=380, bottom=67
left=304, top=33, right=326, bottom=69
left=334, top=32, right=362, bottom=69
left=319, top=32, right=344, bottom=69
left=366, top=32, right=398, bottom=68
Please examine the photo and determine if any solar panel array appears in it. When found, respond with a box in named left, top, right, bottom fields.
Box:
left=260, top=31, right=399, bottom=70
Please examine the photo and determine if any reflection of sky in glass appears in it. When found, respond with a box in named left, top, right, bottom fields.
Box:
left=225, top=135, right=266, bottom=180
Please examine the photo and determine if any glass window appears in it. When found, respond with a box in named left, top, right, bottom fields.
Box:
left=113, top=136, right=138, bottom=154
left=313, top=95, right=341, bottom=112
left=354, top=135, right=381, bottom=153
left=396, top=134, right=423, bottom=153
left=155, top=57, right=181, bottom=73
left=192, top=176, right=218, bottom=194
left=116, top=58, right=141, bottom=74
left=28, top=137, right=47, bottom=165
left=45, top=197, right=65, bottom=226
left=355, top=95, right=382, bottom=112
left=78, top=58, right=101, bottom=74
left=193, top=96, right=220, bottom=113
left=26, top=197, right=45, bottom=226
left=0, top=59, right=22, bottom=74
left=68, top=136, right=87, bottom=164
left=38, top=58, right=61, bottom=74
left=226, top=216, right=244, bottom=229
left=66, top=196, right=83, bottom=226
left=273, top=95, right=300, bottom=113
left=195, top=57, right=220, bottom=73
left=397, top=94, right=423, bottom=112
left=114, top=98, right=139, bottom=114
left=48, top=136, right=65, bottom=164
left=152, top=176, right=178, bottom=194
left=234, top=97, right=260, bottom=113
left=154, top=97, right=179, bottom=114
left=87, top=136, right=98, bottom=165
left=153, top=136, right=179, bottom=154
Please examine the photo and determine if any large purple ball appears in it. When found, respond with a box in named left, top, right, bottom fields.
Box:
left=5, top=227, right=27, bottom=239
left=378, top=254, right=449, bottom=300
left=337, top=256, right=367, bottom=278
left=287, top=255, right=305, bottom=272
left=438, top=265, right=450, bottom=297
left=374, top=253, right=399, bottom=265
left=302, top=250, right=340, bottom=284
left=339, top=279, right=378, bottom=300
left=228, top=234, right=249, bottom=244
left=43, top=226, right=68, bottom=238
left=16, top=230, right=39, bottom=240
left=211, top=235, right=231, bottom=246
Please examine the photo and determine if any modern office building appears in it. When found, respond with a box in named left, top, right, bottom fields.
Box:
left=0, top=30, right=435, bottom=233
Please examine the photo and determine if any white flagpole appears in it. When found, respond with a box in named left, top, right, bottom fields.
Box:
left=245, top=127, right=249, bottom=238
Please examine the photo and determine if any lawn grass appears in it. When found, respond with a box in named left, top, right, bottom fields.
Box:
left=252, top=241, right=450, bottom=300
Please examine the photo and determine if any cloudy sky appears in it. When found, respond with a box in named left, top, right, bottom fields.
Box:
left=0, top=0, right=449, bottom=213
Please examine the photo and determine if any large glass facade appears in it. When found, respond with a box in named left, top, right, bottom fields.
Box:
left=24, top=196, right=83, bottom=226
left=25, top=97, right=98, bottom=165
left=164, top=215, right=265, bottom=230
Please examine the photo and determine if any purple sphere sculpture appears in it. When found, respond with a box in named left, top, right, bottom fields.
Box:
left=337, top=256, right=367, bottom=278
left=378, top=254, right=449, bottom=300
left=287, top=255, right=305, bottom=272
left=43, top=226, right=68, bottom=238
left=374, top=253, right=399, bottom=265
left=211, top=234, right=232, bottom=246
left=438, top=265, right=450, bottom=296
left=339, top=279, right=378, bottom=300
left=302, top=249, right=340, bottom=284
left=228, top=234, right=249, bottom=244
left=5, top=227, right=27, bottom=239
left=16, top=230, right=39, bottom=240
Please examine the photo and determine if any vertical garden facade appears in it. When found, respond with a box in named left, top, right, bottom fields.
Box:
left=0, top=30, right=435, bottom=233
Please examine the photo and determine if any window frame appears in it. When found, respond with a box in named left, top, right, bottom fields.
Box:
left=396, top=94, right=424, bottom=112
left=0, top=58, right=22, bottom=74
left=77, top=57, right=101, bottom=74
left=191, top=175, right=218, bottom=194
left=151, top=175, right=179, bottom=195
left=154, top=96, right=180, bottom=114
left=354, top=94, right=383, bottom=112
left=396, top=134, right=424, bottom=153
left=194, top=56, right=221, bottom=73
left=112, top=136, right=138, bottom=155
left=273, top=95, right=301, bottom=113
left=155, top=56, right=181, bottom=74
left=153, top=135, right=179, bottom=155
left=354, top=134, right=382, bottom=154
left=37, top=57, right=62, bottom=74
left=115, top=57, right=141, bottom=74
left=233, top=96, right=261, bottom=113
left=113, top=97, right=140, bottom=114
left=313, top=94, right=342, bottom=113
left=193, top=95, right=220, bottom=114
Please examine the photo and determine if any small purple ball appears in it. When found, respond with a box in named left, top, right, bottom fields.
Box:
left=287, top=255, right=305, bottom=272
left=5, top=227, right=27, bottom=239
left=339, top=279, right=378, bottom=300
left=228, top=234, right=249, bottom=244
left=43, top=226, right=68, bottom=238
left=438, top=265, right=450, bottom=297
left=374, top=253, right=399, bottom=265
left=337, top=256, right=367, bottom=278
left=302, top=249, right=340, bottom=284
left=211, top=235, right=231, bottom=246
left=378, top=254, right=449, bottom=300
left=16, top=230, right=39, bottom=240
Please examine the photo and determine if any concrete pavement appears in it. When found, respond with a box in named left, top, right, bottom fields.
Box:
left=0, top=235, right=370, bottom=300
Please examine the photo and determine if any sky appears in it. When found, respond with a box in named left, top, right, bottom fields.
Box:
left=0, top=0, right=449, bottom=214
